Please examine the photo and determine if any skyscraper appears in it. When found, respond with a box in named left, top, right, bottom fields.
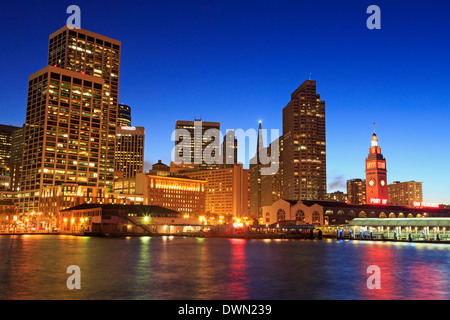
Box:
left=19, top=26, right=121, bottom=213
left=174, top=120, right=221, bottom=170
left=250, top=122, right=264, bottom=217
left=115, top=126, right=145, bottom=178
left=282, top=80, right=327, bottom=201
left=117, top=104, right=132, bottom=127
left=0, top=125, right=19, bottom=191
left=388, top=181, right=423, bottom=207
left=9, top=125, right=24, bottom=192
left=347, top=178, right=366, bottom=204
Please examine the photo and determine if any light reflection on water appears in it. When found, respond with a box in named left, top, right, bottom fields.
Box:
left=0, top=235, right=449, bottom=300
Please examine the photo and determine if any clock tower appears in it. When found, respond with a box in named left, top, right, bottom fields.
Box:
left=365, top=127, right=388, bottom=205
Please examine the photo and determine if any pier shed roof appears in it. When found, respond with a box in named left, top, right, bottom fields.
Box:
left=349, top=218, right=450, bottom=228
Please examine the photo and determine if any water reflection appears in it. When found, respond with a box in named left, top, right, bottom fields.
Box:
left=225, top=239, right=249, bottom=299
left=1, top=236, right=450, bottom=300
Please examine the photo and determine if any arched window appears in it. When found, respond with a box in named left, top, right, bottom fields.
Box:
left=369, top=212, right=377, bottom=218
left=359, top=211, right=367, bottom=218
left=277, top=209, right=286, bottom=222
left=337, top=210, right=345, bottom=216
left=296, top=210, right=305, bottom=222
left=416, top=214, right=422, bottom=218
left=349, top=210, right=355, bottom=217
left=389, top=213, right=396, bottom=219
left=398, top=213, right=405, bottom=218
left=325, top=210, right=334, bottom=215
left=407, top=214, right=413, bottom=218
left=379, top=212, right=387, bottom=218
left=265, top=212, right=270, bottom=223
left=312, top=211, right=321, bottom=225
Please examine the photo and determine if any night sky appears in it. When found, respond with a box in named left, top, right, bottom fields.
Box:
left=0, top=0, right=449, bottom=203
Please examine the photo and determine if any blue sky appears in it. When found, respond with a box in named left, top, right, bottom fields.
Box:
left=0, top=0, right=449, bottom=204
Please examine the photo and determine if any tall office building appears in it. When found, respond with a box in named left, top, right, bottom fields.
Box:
left=0, top=125, right=18, bottom=170
left=178, top=163, right=251, bottom=218
left=174, top=120, right=221, bottom=169
left=115, top=126, right=145, bottom=178
left=282, top=80, right=327, bottom=201
left=9, top=126, right=25, bottom=191
left=347, top=178, right=366, bottom=205
left=0, top=125, right=19, bottom=191
left=19, top=26, right=121, bottom=213
left=117, top=104, right=132, bottom=127
left=388, top=181, right=423, bottom=207
left=48, top=26, right=121, bottom=188
left=221, top=130, right=238, bottom=168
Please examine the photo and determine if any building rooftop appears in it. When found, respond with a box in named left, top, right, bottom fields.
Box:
left=278, top=199, right=450, bottom=213
left=61, top=204, right=180, bottom=215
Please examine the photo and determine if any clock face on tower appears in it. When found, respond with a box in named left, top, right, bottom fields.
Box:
left=380, top=180, right=386, bottom=187
left=369, top=179, right=375, bottom=187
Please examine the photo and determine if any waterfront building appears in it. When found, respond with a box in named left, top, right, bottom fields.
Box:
left=176, top=163, right=251, bottom=218
left=59, top=204, right=203, bottom=235
left=174, top=119, right=221, bottom=169
left=282, top=80, right=327, bottom=201
left=347, top=218, right=450, bottom=242
left=262, top=199, right=450, bottom=226
left=0, top=200, right=20, bottom=232
left=114, top=161, right=206, bottom=215
left=39, top=184, right=145, bottom=219
left=388, top=181, right=423, bottom=207
left=262, top=199, right=324, bottom=226
left=115, top=126, right=145, bottom=178
left=347, top=179, right=366, bottom=204
left=365, top=130, right=388, bottom=205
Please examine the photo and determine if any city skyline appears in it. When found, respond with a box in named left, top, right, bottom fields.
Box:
left=1, top=1, right=449, bottom=204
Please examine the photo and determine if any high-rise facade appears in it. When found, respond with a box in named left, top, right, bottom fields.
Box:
left=178, top=163, right=251, bottom=218
left=388, top=181, right=423, bottom=207
left=117, top=104, right=132, bottom=127
left=9, top=125, right=25, bottom=192
left=347, top=178, right=366, bottom=204
left=282, top=80, right=326, bottom=201
left=19, top=26, right=121, bottom=213
left=221, top=130, right=238, bottom=168
left=114, top=161, right=206, bottom=216
left=174, top=120, right=221, bottom=169
left=365, top=132, right=388, bottom=205
left=48, top=26, right=121, bottom=189
left=0, top=125, right=20, bottom=191
left=115, top=126, right=145, bottom=178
